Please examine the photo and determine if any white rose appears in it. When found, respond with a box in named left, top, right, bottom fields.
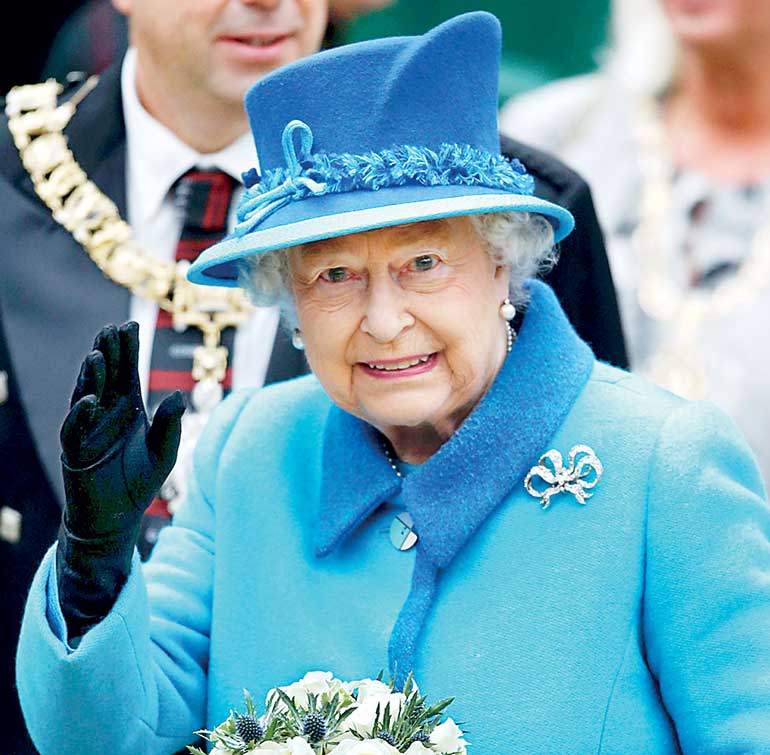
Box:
left=246, top=740, right=315, bottom=755
left=403, top=743, right=434, bottom=755
left=245, top=742, right=288, bottom=755
left=267, top=670, right=338, bottom=710
left=246, top=739, right=313, bottom=755
left=430, top=718, right=469, bottom=755
left=326, top=676, right=353, bottom=704
left=328, top=738, right=401, bottom=755
left=270, top=679, right=310, bottom=710
left=348, top=678, right=419, bottom=702
left=285, top=736, right=316, bottom=755
left=298, top=671, right=335, bottom=695
left=344, top=693, right=407, bottom=736
left=348, top=679, right=392, bottom=703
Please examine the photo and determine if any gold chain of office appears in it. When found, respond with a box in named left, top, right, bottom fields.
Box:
left=4, top=76, right=254, bottom=404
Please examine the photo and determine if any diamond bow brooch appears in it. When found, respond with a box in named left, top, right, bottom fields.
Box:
left=524, top=444, right=603, bottom=510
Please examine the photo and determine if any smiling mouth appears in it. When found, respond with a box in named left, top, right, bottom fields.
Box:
left=357, top=353, right=439, bottom=378
left=222, top=33, right=292, bottom=47
left=241, top=35, right=288, bottom=46
left=365, top=355, right=432, bottom=371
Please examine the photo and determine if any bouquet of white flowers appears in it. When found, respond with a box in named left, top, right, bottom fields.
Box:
left=189, top=671, right=469, bottom=755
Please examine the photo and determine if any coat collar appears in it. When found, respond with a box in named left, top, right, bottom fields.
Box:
left=316, top=279, right=595, bottom=566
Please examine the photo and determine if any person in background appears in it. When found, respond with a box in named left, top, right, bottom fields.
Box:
left=1, top=2, right=329, bottom=751
left=2, top=1, right=625, bottom=751
left=501, top=0, right=770, bottom=486
left=42, top=0, right=395, bottom=80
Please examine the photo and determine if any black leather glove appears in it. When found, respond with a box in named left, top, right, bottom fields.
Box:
left=56, top=322, right=185, bottom=638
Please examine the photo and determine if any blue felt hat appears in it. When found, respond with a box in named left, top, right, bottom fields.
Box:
left=188, top=11, right=574, bottom=287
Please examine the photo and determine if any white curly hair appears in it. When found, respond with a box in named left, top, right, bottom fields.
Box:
left=237, top=211, right=556, bottom=329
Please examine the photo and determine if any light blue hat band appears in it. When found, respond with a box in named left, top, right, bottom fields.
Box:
left=234, top=120, right=536, bottom=238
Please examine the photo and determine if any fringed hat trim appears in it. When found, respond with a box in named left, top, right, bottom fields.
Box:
left=234, top=120, right=535, bottom=238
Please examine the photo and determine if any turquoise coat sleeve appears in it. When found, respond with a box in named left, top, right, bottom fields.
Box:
left=643, top=401, right=770, bottom=752
left=15, top=389, right=254, bottom=755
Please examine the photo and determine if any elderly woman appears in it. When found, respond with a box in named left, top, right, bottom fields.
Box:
left=16, top=12, right=770, bottom=755
left=501, top=0, right=770, bottom=486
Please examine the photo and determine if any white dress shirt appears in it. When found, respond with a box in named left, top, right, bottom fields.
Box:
left=121, top=48, right=280, bottom=399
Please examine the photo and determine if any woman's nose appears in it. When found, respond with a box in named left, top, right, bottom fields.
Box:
left=360, top=277, right=415, bottom=343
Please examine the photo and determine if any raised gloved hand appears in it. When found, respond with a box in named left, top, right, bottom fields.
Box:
left=56, top=322, right=185, bottom=638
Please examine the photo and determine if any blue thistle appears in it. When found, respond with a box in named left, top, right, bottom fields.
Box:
left=302, top=711, right=328, bottom=743
left=377, top=731, right=397, bottom=747
left=235, top=713, right=263, bottom=743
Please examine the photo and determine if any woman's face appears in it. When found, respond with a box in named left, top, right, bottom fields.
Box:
left=288, top=216, right=510, bottom=439
left=661, top=0, right=770, bottom=47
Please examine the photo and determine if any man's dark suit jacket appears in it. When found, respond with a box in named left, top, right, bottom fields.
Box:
left=0, top=65, right=626, bottom=754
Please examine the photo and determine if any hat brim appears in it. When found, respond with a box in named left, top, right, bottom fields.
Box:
left=187, top=183, right=574, bottom=287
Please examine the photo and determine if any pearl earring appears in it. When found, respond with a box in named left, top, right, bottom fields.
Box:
left=499, top=298, right=516, bottom=321
left=500, top=298, right=516, bottom=354
left=291, top=329, right=304, bottom=350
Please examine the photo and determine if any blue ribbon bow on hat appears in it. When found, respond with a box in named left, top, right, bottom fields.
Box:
left=235, top=121, right=328, bottom=235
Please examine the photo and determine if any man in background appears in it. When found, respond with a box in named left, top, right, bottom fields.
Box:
left=0, top=2, right=328, bottom=751
left=42, top=0, right=397, bottom=79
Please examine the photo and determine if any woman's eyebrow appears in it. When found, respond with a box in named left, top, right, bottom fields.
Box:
left=389, top=219, right=452, bottom=246
left=298, top=239, right=350, bottom=258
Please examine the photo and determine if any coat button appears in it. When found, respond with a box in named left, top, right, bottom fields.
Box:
left=0, top=506, right=21, bottom=544
left=390, top=511, right=418, bottom=551
left=0, top=371, right=7, bottom=405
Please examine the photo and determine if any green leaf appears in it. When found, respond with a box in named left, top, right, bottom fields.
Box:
left=275, top=687, right=304, bottom=727
left=372, top=701, right=383, bottom=737
left=243, top=689, right=256, bottom=717
left=262, top=717, right=279, bottom=740
left=325, top=691, right=340, bottom=715
left=329, top=704, right=355, bottom=729
left=422, top=698, right=454, bottom=719
left=402, top=671, right=414, bottom=698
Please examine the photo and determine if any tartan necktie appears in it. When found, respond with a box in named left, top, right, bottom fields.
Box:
left=146, top=168, right=237, bottom=411
left=141, top=168, right=237, bottom=558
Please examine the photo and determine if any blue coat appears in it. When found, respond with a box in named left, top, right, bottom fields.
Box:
left=16, top=281, right=770, bottom=754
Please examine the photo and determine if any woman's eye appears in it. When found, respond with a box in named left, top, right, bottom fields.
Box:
left=408, top=254, right=440, bottom=272
left=320, top=267, right=350, bottom=283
